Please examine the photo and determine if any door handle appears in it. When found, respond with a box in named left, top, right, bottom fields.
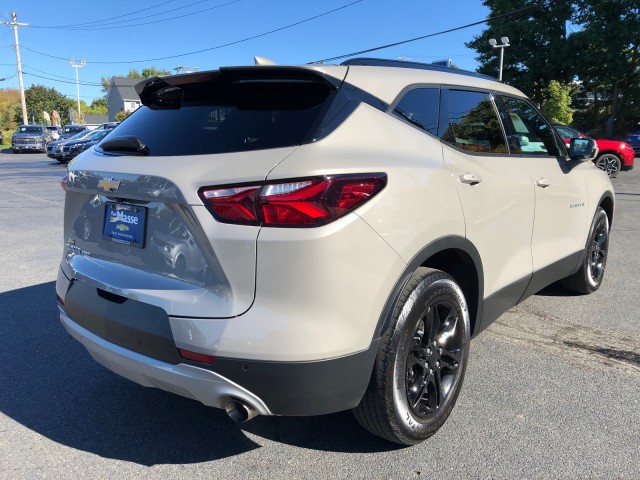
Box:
left=459, top=173, right=482, bottom=185
left=535, top=177, right=551, bottom=188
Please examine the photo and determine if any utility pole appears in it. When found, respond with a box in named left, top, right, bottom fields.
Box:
left=3, top=12, right=29, bottom=124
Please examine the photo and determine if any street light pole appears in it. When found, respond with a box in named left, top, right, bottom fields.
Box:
left=69, top=59, right=86, bottom=124
left=489, top=37, right=510, bottom=82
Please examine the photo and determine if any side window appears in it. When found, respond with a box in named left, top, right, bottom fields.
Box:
left=496, top=96, right=562, bottom=156
left=438, top=90, right=507, bottom=154
left=392, top=88, right=439, bottom=135
left=554, top=125, right=575, bottom=141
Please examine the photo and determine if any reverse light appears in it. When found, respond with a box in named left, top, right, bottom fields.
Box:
left=199, top=173, right=387, bottom=227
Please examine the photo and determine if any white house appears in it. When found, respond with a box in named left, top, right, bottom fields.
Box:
left=106, top=77, right=142, bottom=121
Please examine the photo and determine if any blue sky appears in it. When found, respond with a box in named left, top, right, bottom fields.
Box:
left=0, top=0, right=492, bottom=103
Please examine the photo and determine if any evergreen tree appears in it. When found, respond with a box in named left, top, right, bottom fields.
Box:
left=466, top=0, right=574, bottom=104
left=570, top=0, right=640, bottom=136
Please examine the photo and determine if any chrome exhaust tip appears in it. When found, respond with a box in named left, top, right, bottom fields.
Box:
left=224, top=398, right=259, bottom=423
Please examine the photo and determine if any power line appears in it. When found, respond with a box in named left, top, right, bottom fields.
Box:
left=30, top=0, right=237, bottom=31
left=310, top=1, right=547, bottom=63
left=22, top=70, right=104, bottom=87
left=22, top=63, right=103, bottom=84
left=20, top=0, right=364, bottom=64
left=28, top=0, right=179, bottom=29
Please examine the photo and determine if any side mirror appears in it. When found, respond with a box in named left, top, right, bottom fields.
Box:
left=569, top=138, right=597, bottom=161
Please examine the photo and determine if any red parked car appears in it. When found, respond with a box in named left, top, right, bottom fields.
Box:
left=554, top=124, right=635, bottom=177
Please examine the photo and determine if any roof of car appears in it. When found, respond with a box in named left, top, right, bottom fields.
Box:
left=135, top=57, right=528, bottom=109
left=341, top=57, right=495, bottom=80
left=331, top=59, right=526, bottom=105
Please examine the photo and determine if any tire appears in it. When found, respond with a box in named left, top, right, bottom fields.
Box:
left=353, top=268, right=470, bottom=445
left=561, top=207, right=609, bottom=294
left=594, top=153, right=621, bottom=178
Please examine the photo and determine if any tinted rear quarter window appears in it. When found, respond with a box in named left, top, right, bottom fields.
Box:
left=392, top=88, right=439, bottom=135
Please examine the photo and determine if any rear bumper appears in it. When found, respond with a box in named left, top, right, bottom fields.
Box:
left=12, top=144, right=46, bottom=152
left=60, top=309, right=273, bottom=415
left=59, top=305, right=379, bottom=416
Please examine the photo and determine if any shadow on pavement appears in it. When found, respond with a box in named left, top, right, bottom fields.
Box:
left=0, top=282, right=398, bottom=466
left=534, top=281, right=581, bottom=298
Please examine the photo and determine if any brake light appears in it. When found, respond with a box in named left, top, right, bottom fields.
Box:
left=200, top=186, right=262, bottom=224
left=60, top=173, right=69, bottom=190
left=199, top=174, right=386, bottom=227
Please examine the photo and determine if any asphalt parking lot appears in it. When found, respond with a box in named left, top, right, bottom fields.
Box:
left=0, top=151, right=638, bottom=479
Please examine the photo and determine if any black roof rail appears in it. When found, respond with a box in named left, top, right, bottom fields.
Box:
left=341, top=57, right=496, bottom=81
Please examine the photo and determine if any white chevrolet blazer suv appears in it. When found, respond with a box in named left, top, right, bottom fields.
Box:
left=57, top=58, right=614, bottom=445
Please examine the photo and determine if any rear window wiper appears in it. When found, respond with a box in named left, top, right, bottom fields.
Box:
left=99, top=136, right=150, bottom=156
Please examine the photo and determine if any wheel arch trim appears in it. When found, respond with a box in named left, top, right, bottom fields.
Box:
left=373, top=236, right=484, bottom=340
left=571, top=192, right=614, bottom=276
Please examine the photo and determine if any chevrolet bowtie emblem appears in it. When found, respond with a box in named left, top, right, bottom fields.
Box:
left=97, top=177, right=121, bottom=192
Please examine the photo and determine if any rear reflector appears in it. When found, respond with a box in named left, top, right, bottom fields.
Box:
left=199, top=173, right=387, bottom=227
left=178, top=349, right=216, bottom=365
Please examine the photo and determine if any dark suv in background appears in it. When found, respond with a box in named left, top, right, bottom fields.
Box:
left=625, top=124, right=640, bottom=157
left=60, top=124, right=88, bottom=140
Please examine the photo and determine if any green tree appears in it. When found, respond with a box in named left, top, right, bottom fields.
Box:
left=468, top=0, right=640, bottom=137
left=0, top=88, right=21, bottom=142
left=466, top=0, right=574, bottom=104
left=14, top=85, right=75, bottom=125
left=569, top=0, right=640, bottom=137
left=81, top=97, right=108, bottom=116
left=541, top=81, right=574, bottom=125
left=114, top=110, right=132, bottom=122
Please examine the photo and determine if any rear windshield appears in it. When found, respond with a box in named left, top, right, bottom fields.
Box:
left=18, top=126, right=43, bottom=134
left=63, top=126, right=85, bottom=134
left=105, top=74, right=335, bottom=156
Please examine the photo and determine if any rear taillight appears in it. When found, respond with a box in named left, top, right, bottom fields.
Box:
left=199, top=174, right=387, bottom=227
left=60, top=173, right=68, bottom=190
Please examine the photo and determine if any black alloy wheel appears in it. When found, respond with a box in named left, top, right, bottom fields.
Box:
left=405, top=301, right=464, bottom=419
left=562, top=207, right=609, bottom=294
left=587, top=215, right=608, bottom=286
left=353, top=268, right=470, bottom=445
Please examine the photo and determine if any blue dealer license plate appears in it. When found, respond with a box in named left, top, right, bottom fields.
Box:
left=102, top=203, right=147, bottom=248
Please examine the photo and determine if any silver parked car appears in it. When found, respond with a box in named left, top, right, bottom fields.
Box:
left=12, top=124, right=51, bottom=153
left=57, top=58, right=613, bottom=445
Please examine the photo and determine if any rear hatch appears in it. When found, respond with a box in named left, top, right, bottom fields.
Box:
left=62, top=65, right=347, bottom=318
